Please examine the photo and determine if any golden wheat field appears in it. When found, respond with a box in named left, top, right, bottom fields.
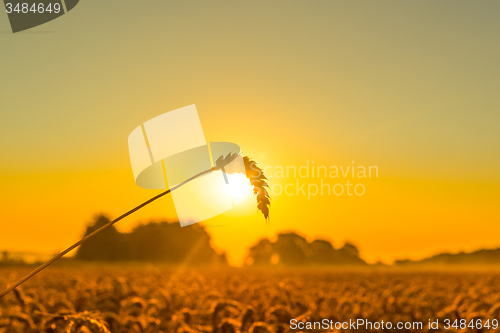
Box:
left=1, top=267, right=500, bottom=333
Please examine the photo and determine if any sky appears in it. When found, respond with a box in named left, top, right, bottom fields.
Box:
left=0, top=0, right=499, bottom=265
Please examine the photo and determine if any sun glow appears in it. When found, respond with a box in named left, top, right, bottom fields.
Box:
left=227, top=173, right=252, bottom=205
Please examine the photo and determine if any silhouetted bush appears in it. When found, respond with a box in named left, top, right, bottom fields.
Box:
left=396, top=248, right=500, bottom=266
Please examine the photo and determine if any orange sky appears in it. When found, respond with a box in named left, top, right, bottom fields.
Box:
left=1, top=1, right=499, bottom=265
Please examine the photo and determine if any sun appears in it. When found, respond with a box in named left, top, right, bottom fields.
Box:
left=227, top=173, right=252, bottom=205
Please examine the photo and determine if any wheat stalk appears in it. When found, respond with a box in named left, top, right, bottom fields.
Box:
left=243, top=156, right=271, bottom=224
left=0, top=153, right=270, bottom=299
left=214, top=153, right=271, bottom=223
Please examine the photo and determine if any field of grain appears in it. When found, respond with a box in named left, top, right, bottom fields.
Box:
left=1, top=267, right=500, bottom=332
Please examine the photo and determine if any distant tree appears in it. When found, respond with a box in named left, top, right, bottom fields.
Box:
left=310, top=239, right=335, bottom=264
left=245, top=233, right=367, bottom=267
left=75, top=215, right=226, bottom=266
left=333, top=242, right=366, bottom=265
left=246, top=239, right=274, bottom=266
left=75, top=215, right=128, bottom=261
left=340, top=242, right=359, bottom=257
left=273, top=233, right=311, bottom=266
left=128, top=221, right=225, bottom=265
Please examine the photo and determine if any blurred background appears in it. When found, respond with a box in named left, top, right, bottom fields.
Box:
left=0, top=0, right=499, bottom=267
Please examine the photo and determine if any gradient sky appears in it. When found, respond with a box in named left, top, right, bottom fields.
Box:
left=1, top=0, right=499, bottom=265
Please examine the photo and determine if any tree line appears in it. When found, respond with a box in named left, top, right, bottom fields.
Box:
left=73, top=215, right=366, bottom=267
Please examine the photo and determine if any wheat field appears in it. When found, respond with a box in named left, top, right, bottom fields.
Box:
left=1, top=267, right=500, bottom=332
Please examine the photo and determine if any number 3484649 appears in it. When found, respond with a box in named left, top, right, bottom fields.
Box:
left=5, top=3, right=61, bottom=14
